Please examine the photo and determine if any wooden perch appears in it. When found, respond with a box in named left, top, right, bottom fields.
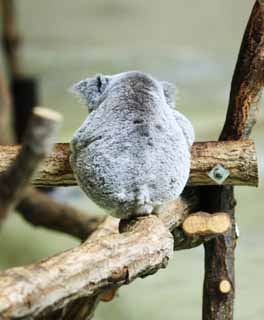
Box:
left=0, top=215, right=173, bottom=319
left=0, top=107, right=61, bottom=221
left=0, top=140, right=258, bottom=187
left=0, top=198, right=230, bottom=319
left=202, top=2, right=264, bottom=319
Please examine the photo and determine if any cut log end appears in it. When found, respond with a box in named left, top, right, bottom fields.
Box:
left=219, top=279, right=232, bottom=294
left=33, top=106, right=62, bottom=122
left=182, top=212, right=231, bottom=236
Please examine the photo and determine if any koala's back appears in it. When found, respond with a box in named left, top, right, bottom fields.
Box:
left=70, top=94, right=190, bottom=218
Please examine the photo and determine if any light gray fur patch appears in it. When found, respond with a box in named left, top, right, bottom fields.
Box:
left=70, top=71, right=195, bottom=219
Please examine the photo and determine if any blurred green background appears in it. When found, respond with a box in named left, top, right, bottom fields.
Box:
left=0, top=0, right=263, bottom=319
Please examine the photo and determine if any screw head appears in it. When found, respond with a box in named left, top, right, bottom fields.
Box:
left=208, top=164, right=230, bottom=185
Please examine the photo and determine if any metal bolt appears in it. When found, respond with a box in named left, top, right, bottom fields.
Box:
left=208, top=164, right=230, bottom=185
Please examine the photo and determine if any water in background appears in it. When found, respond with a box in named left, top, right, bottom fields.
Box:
left=0, top=1, right=263, bottom=319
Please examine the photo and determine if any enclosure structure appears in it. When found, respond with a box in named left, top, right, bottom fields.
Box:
left=0, top=1, right=263, bottom=319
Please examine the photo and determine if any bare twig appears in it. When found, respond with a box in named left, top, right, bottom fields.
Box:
left=0, top=107, right=61, bottom=222
left=0, top=140, right=258, bottom=187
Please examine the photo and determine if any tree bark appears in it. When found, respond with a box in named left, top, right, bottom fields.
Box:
left=0, top=205, right=231, bottom=320
left=0, top=140, right=258, bottom=187
left=202, top=2, right=264, bottom=319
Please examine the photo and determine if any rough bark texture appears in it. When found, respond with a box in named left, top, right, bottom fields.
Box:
left=202, top=186, right=236, bottom=320
left=0, top=197, right=230, bottom=319
left=220, top=1, right=264, bottom=141
left=0, top=140, right=258, bottom=187
left=0, top=215, right=173, bottom=319
left=202, top=2, right=264, bottom=319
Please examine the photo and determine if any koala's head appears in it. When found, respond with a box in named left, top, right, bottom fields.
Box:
left=71, top=71, right=177, bottom=112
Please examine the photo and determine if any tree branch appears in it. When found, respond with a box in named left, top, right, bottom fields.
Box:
left=202, top=2, right=264, bottom=319
left=0, top=215, right=172, bottom=319
left=0, top=107, right=61, bottom=222
left=220, top=1, right=264, bottom=141
left=16, top=188, right=105, bottom=241
left=0, top=140, right=258, bottom=187
left=0, top=203, right=231, bottom=319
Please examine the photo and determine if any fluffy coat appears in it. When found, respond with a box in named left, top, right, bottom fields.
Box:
left=70, top=71, right=194, bottom=219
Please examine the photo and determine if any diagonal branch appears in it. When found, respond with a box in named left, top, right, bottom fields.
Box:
left=0, top=204, right=231, bottom=320
left=220, top=1, right=264, bottom=140
left=202, top=2, right=264, bottom=319
left=0, top=107, right=61, bottom=222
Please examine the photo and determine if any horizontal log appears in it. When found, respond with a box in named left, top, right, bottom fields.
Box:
left=0, top=140, right=258, bottom=187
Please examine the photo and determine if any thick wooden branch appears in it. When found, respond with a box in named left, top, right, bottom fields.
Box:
left=202, top=2, right=264, bottom=320
left=0, top=197, right=231, bottom=319
left=0, top=107, right=61, bottom=222
left=220, top=1, right=264, bottom=141
left=0, top=140, right=258, bottom=187
left=0, top=215, right=173, bottom=319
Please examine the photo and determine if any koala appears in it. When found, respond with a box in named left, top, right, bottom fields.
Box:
left=70, top=71, right=195, bottom=219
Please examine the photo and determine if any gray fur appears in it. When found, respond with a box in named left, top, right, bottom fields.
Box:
left=70, top=71, right=195, bottom=219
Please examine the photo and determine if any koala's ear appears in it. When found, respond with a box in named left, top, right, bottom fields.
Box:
left=161, top=81, right=177, bottom=108
left=70, top=75, right=109, bottom=112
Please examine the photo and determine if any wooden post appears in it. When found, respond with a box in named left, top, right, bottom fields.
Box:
left=202, top=2, right=264, bottom=319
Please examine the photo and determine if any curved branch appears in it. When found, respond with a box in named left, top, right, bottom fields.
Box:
left=220, top=1, right=264, bottom=140
left=16, top=188, right=105, bottom=241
